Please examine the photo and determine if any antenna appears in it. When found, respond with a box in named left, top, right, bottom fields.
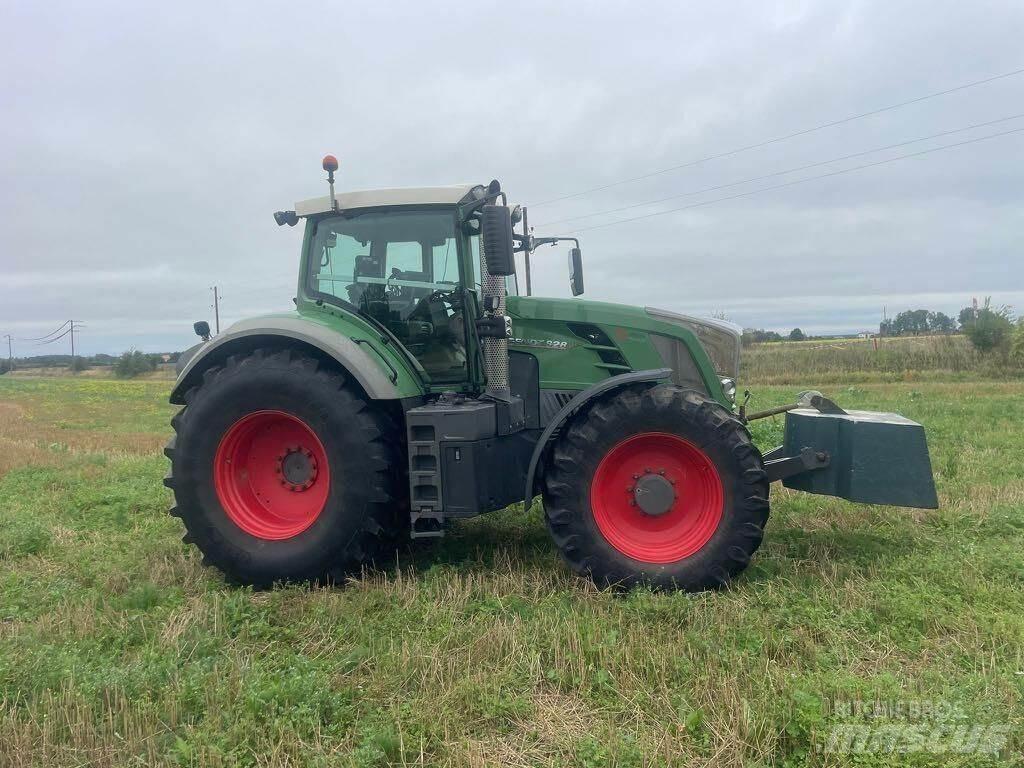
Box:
left=322, top=155, right=339, bottom=212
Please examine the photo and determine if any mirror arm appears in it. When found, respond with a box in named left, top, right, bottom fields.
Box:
left=522, top=235, right=580, bottom=252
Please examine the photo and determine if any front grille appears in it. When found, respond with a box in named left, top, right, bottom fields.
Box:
left=649, top=334, right=708, bottom=393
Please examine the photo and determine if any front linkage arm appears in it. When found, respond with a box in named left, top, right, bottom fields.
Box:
left=762, top=445, right=831, bottom=483
left=749, top=392, right=842, bottom=484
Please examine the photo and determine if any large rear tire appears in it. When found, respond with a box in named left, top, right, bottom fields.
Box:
left=164, top=348, right=405, bottom=587
left=543, top=383, right=769, bottom=591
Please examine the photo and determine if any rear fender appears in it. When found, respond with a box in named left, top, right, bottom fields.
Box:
left=170, top=316, right=415, bottom=404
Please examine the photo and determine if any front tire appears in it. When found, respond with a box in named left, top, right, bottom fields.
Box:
left=543, top=384, right=769, bottom=591
left=164, top=348, right=405, bottom=587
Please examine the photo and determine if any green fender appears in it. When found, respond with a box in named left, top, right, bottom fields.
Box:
left=170, top=314, right=422, bottom=404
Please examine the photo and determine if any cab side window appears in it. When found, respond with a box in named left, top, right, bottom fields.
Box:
left=309, top=211, right=469, bottom=384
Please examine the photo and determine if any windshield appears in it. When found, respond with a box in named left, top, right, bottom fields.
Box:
left=308, top=209, right=469, bottom=384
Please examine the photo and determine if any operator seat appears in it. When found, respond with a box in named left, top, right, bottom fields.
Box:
left=348, top=253, right=388, bottom=322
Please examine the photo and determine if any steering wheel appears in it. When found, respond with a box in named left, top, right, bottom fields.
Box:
left=384, top=268, right=407, bottom=300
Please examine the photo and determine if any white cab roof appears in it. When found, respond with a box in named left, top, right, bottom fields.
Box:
left=295, top=185, right=475, bottom=217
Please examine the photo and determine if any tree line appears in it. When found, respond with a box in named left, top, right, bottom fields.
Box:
left=0, top=350, right=181, bottom=378
left=878, top=309, right=957, bottom=336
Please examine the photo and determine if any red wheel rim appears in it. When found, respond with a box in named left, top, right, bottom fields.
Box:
left=591, top=432, right=723, bottom=563
left=213, top=410, right=330, bottom=540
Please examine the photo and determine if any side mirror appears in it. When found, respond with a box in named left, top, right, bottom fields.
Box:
left=193, top=321, right=211, bottom=341
left=480, top=204, right=516, bottom=276
left=569, top=247, right=585, bottom=296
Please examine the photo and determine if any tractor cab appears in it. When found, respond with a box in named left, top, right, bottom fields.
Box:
left=280, top=162, right=580, bottom=399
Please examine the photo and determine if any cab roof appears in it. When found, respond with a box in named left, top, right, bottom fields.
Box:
left=295, top=184, right=475, bottom=217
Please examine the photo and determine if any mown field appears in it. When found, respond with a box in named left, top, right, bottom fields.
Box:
left=0, top=359, right=1022, bottom=766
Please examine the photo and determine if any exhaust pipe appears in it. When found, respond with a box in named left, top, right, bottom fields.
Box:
left=478, top=232, right=510, bottom=399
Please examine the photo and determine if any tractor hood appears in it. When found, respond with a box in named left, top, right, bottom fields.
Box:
left=506, top=297, right=742, bottom=377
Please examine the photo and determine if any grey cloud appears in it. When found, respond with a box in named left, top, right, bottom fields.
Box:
left=1, top=0, right=1022, bottom=355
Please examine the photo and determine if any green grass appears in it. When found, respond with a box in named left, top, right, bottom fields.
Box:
left=0, top=374, right=1022, bottom=767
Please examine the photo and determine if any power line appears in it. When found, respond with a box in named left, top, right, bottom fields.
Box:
left=529, top=65, right=1024, bottom=207
left=566, top=126, right=1024, bottom=234
left=36, top=326, right=74, bottom=345
left=35, top=321, right=83, bottom=359
left=537, top=112, right=1024, bottom=228
left=20, top=320, right=71, bottom=342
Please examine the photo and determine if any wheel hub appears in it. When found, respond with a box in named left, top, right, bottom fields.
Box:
left=632, top=472, right=676, bottom=516
left=278, top=446, right=318, bottom=491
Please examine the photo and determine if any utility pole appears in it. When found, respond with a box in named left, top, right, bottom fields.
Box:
left=3, top=334, right=12, bottom=371
left=522, top=207, right=532, bottom=297
left=211, top=286, right=221, bottom=334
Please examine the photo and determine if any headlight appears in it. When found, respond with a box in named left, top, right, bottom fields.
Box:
left=720, top=377, right=737, bottom=403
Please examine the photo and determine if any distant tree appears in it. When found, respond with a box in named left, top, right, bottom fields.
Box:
left=789, top=328, right=805, bottom=342
left=928, top=311, right=956, bottom=334
left=958, top=306, right=977, bottom=331
left=69, top=356, right=89, bottom=372
left=962, top=298, right=1013, bottom=354
left=892, top=309, right=930, bottom=336
left=879, top=318, right=893, bottom=337
left=0, top=359, right=11, bottom=375
left=741, top=328, right=783, bottom=346
left=115, top=349, right=157, bottom=379
left=1011, top=320, right=1024, bottom=367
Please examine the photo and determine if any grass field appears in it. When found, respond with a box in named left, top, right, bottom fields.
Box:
left=0, top=368, right=1022, bottom=766
left=741, top=335, right=1019, bottom=384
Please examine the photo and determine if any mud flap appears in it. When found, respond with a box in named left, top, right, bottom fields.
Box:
left=777, top=408, right=938, bottom=509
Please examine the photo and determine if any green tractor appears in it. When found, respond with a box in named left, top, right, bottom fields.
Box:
left=164, top=156, right=937, bottom=591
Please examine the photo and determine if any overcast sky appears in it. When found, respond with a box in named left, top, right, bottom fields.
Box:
left=2, top=1, right=1022, bottom=355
